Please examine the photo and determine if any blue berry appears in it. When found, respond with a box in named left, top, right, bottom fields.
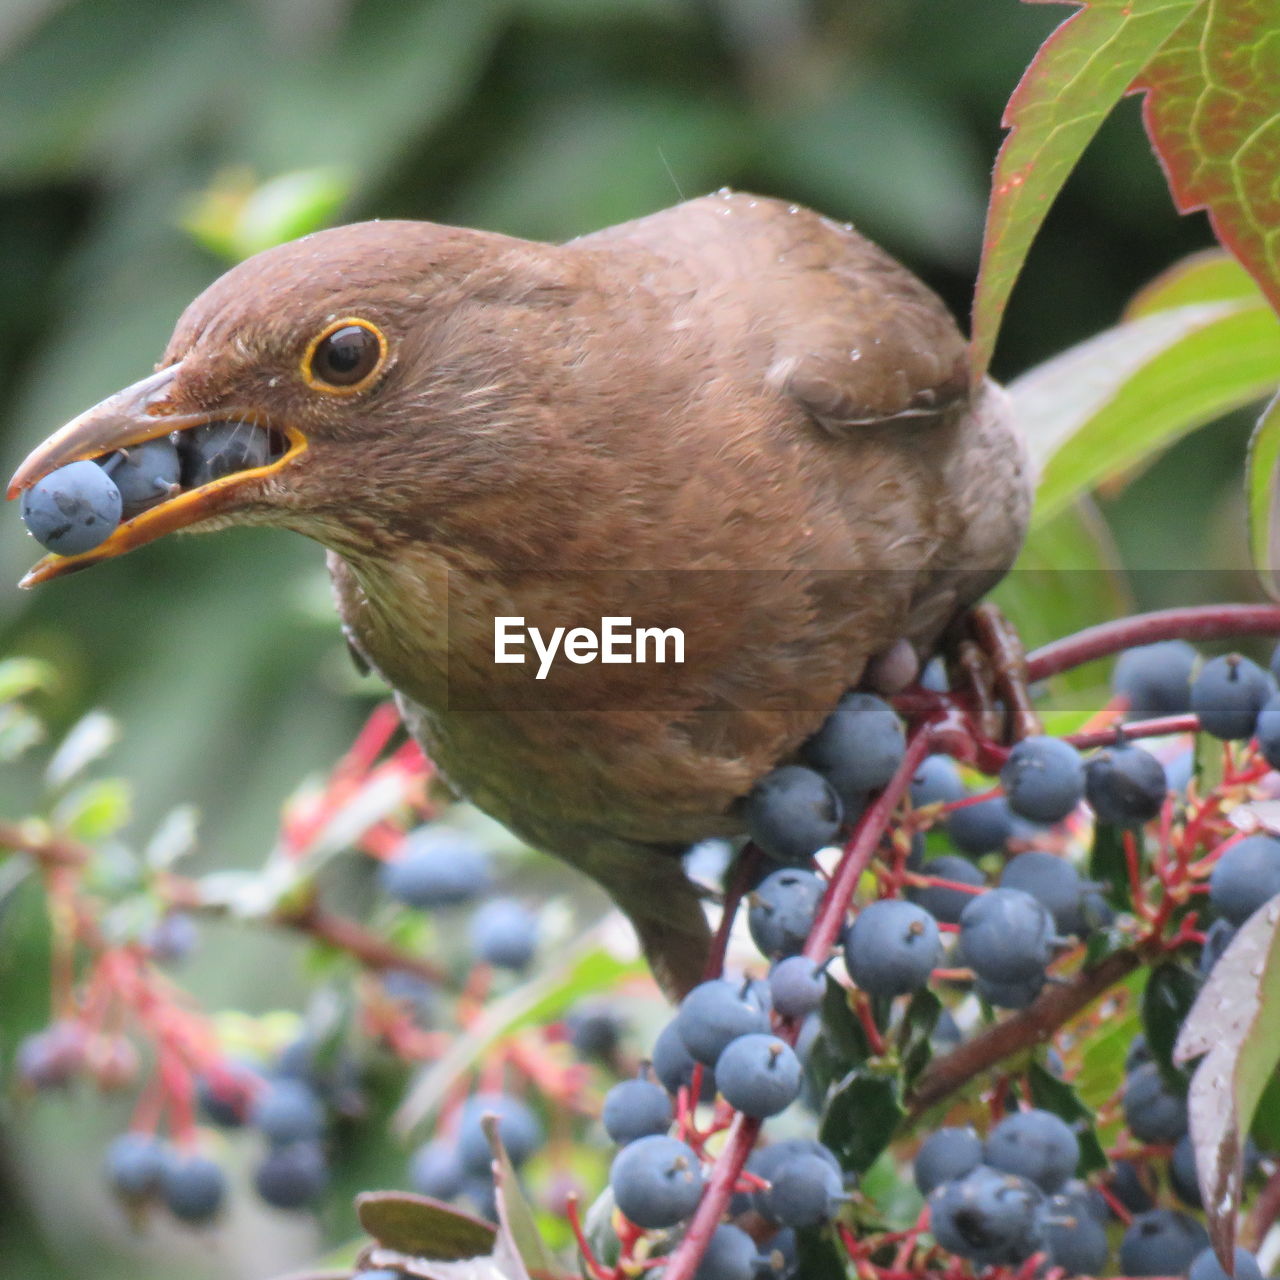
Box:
left=1037, top=1191, right=1110, bottom=1275
left=1119, top=1209, right=1208, bottom=1277
left=958, top=888, right=1057, bottom=983
left=768, top=956, right=826, bottom=1018
left=378, top=826, right=491, bottom=908
left=998, top=851, right=1089, bottom=935
left=1209, top=833, right=1280, bottom=926
left=468, top=897, right=537, bottom=970
left=913, top=1127, right=983, bottom=1196
left=609, top=1134, right=704, bottom=1227
left=975, top=971, right=1046, bottom=1009
left=1108, top=1159, right=1156, bottom=1215
left=1085, top=745, right=1168, bottom=826
left=1170, top=1132, right=1201, bottom=1209
left=20, top=460, right=123, bottom=554
left=146, top=911, right=199, bottom=963
left=1257, top=692, right=1280, bottom=768
left=1126, top=1035, right=1152, bottom=1072
left=196, top=1062, right=260, bottom=1128
left=104, top=1132, right=165, bottom=1199
left=1199, top=918, right=1236, bottom=977
left=948, top=793, right=1016, bottom=855
left=802, top=693, right=905, bottom=804
left=845, top=899, right=941, bottom=996
left=160, top=1150, right=226, bottom=1223
left=715, top=1034, right=802, bottom=1118
left=748, top=869, right=824, bottom=958
left=652, top=1019, right=717, bottom=1101
left=250, top=1078, right=326, bottom=1144
left=692, top=1224, right=758, bottom=1280
left=754, top=1151, right=844, bottom=1227
left=100, top=438, right=181, bottom=515
left=253, top=1140, right=329, bottom=1209
left=603, top=1073, right=674, bottom=1145
left=984, top=1108, right=1080, bottom=1192
left=911, top=754, right=966, bottom=808
left=1189, top=1247, right=1264, bottom=1280
left=1122, top=1062, right=1188, bottom=1143
left=1000, top=737, right=1084, bottom=824
left=566, top=1002, right=624, bottom=1061
left=907, top=854, right=985, bottom=925
left=1113, top=642, right=1198, bottom=717
left=1191, top=654, right=1276, bottom=741
left=15, top=1021, right=85, bottom=1089
left=409, top=1138, right=464, bottom=1200
left=927, top=1165, right=1044, bottom=1266
left=178, top=420, right=273, bottom=487
left=675, top=979, right=771, bottom=1067
left=457, top=1092, right=543, bottom=1174
left=744, top=766, right=843, bottom=864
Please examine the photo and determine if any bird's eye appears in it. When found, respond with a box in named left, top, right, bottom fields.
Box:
left=303, top=319, right=387, bottom=392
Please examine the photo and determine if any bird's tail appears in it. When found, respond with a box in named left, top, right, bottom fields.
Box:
left=575, top=837, right=713, bottom=1001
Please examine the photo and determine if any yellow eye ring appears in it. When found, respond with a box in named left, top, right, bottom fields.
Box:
left=301, top=317, right=388, bottom=394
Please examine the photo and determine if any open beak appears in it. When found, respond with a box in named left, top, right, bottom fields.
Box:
left=7, top=363, right=307, bottom=587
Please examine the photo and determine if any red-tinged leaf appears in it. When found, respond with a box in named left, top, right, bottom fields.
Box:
left=970, top=0, right=1198, bottom=383
left=1173, top=892, right=1280, bottom=1269
left=1246, top=390, right=1280, bottom=599
left=1125, top=248, right=1264, bottom=318
left=1136, top=4, right=1280, bottom=321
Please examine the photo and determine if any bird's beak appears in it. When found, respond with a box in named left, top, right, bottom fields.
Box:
left=7, top=363, right=307, bottom=587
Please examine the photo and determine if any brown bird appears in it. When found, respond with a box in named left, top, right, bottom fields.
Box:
left=9, top=191, right=1031, bottom=996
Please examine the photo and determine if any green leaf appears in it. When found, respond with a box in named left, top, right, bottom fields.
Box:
left=1135, top=4, right=1280, bottom=322
left=1089, top=822, right=1130, bottom=910
left=1174, top=892, right=1280, bottom=1268
left=820, top=976, right=871, bottom=1069
left=970, top=0, right=1197, bottom=381
left=1079, top=1002, right=1143, bottom=1109
left=1126, top=249, right=1265, bottom=318
left=1142, top=962, right=1199, bottom=1087
left=184, top=166, right=353, bottom=261
left=794, top=1228, right=850, bottom=1280
left=1026, top=1061, right=1108, bottom=1175
left=143, top=804, right=200, bottom=869
left=0, top=656, right=57, bottom=703
left=898, top=987, right=942, bottom=1087
left=1011, top=298, right=1280, bottom=526
left=820, top=1070, right=903, bottom=1174
left=1246, top=391, right=1280, bottom=599
left=0, top=705, right=44, bottom=762
left=44, top=709, right=118, bottom=789
left=356, top=1191, right=496, bottom=1261
left=992, top=499, right=1132, bottom=688
left=51, top=777, right=131, bottom=841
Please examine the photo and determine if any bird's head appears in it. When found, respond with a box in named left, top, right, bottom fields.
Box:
left=9, top=219, right=570, bottom=585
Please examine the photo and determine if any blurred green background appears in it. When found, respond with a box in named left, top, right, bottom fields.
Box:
left=0, top=1, right=1256, bottom=1277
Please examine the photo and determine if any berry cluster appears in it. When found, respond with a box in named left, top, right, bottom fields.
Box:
left=18, top=422, right=286, bottom=554
left=13, top=618, right=1280, bottom=1280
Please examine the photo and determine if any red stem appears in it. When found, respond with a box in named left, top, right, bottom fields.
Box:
left=664, top=728, right=932, bottom=1280
left=804, top=727, right=934, bottom=964
left=660, top=1115, right=763, bottom=1280
left=1025, top=605, right=1280, bottom=683
left=1064, top=715, right=1200, bottom=750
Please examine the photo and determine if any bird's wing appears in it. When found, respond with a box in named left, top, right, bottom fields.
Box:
left=752, top=202, right=971, bottom=434
left=582, top=192, right=971, bottom=435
